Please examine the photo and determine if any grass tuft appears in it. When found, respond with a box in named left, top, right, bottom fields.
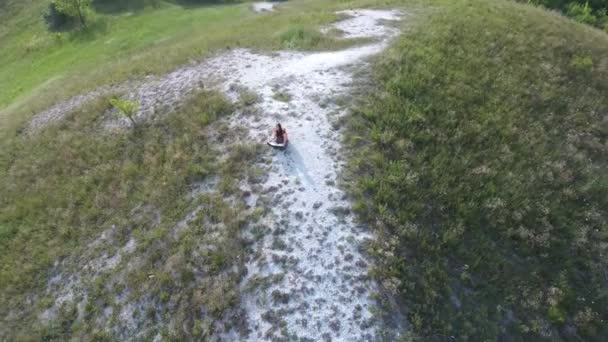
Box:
left=278, top=25, right=326, bottom=49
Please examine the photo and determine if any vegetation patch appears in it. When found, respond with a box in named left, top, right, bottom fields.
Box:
left=346, top=0, right=608, bottom=340
left=0, top=88, right=262, bottom=339
left=237, top=86, right=261, bottom=108
left=279, top=25, right=327, bottom=50
left=272, top=87, right=292, bottom=103
left=519, top=0, right=608, bottom=30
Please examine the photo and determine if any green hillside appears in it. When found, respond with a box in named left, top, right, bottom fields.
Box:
left=347, top=0, right=608, bottom=340
left=0, top=0, right=359, bottom=138
left=1, top=0, right=607, bottom=340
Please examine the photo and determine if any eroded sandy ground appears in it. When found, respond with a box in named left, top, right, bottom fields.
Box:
left=207, top=9, right=402, bottom=341
left=27, top=8, right=403, bottom=341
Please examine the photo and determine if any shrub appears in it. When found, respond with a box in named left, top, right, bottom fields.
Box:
left=548, top=306, right=566, bottom=324
left=43, top=2, right=77, bottom=32
left=109, top=97, right=139, bottom=126
left=53, top=0, right=92, bottom=29
left=567, top=2, right=597, bottom=25
left=570, top=55, right=593, bottom=72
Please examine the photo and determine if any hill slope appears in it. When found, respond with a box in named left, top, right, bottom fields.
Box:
left=0, top=2, right=403, bottom=340
left=1, top=0, right=608, bottom=340
left=346, top=0, right=608, bottom=340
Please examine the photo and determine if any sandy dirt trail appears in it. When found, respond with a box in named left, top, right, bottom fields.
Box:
left=27, top=8, right=403, bottom=341
left=206, top=10, right=403, bottom=341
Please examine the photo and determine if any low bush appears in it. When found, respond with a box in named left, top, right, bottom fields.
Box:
left=521, top=0, right=608, bottom=30
left=43, top=2, right=77, bottom=32
left=567, top=2, right=599, bottom=25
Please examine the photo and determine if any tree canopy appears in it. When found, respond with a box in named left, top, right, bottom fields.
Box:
left=522, top=0, right=608, bottom=29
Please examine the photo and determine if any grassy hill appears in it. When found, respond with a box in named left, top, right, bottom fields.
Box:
left=346, top=0, right=608, bottom=340
left=1, top=0, right=607, bottom=340
left=0, top=0, right=363, bottom=138
left=0, top=0, right=386, bottom=339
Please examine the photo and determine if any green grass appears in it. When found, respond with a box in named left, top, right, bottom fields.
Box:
left=0, top=87, right=262, bottom=338
left=0, top=0, right=377, bottom=139
left=346, top=0, right=608, bottom=340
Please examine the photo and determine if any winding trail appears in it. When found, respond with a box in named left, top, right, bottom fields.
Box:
left=209, top=10, right=403, bottom=340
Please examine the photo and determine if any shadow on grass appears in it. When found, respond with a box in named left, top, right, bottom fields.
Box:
left=67, top=19, right=109, bottom=42
left=172, top=0, right=243, bottom=9
left=92, top=0, right=161, bottom=14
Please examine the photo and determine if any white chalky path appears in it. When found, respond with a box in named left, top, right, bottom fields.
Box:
left=206, top=9, right=402, bottom=341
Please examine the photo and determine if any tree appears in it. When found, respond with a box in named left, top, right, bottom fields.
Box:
left=567, top=2, right=598, bottom=25
left=53, top=0, right=92, bottom=28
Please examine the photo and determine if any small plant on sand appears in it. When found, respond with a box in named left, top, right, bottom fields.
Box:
left=109, top=97, right=139, bottom=127
left=238, top=88, right=260, bottom=107
left=272, top=89, right=292, bottom=103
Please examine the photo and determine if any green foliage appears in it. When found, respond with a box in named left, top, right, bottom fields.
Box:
left=38, top=303, right=79, bottom=340
left=570, top=54, right=593, bottom=72
left=237, top=87, right=260, bottom=107
left=279, top=25, right=324, bottom=49
left=347, top=0, right=608, bottom=340
left=53, top=0, right=92, bottom=28
left=548, top=305, right=566, bottom=324
left=567, top=1, right=597, bottom=25
left=43, top=2, right=77, bottom=32
left=521, top=0, right=608, bottom=29
left=109, top=97, right=139, bottom=126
